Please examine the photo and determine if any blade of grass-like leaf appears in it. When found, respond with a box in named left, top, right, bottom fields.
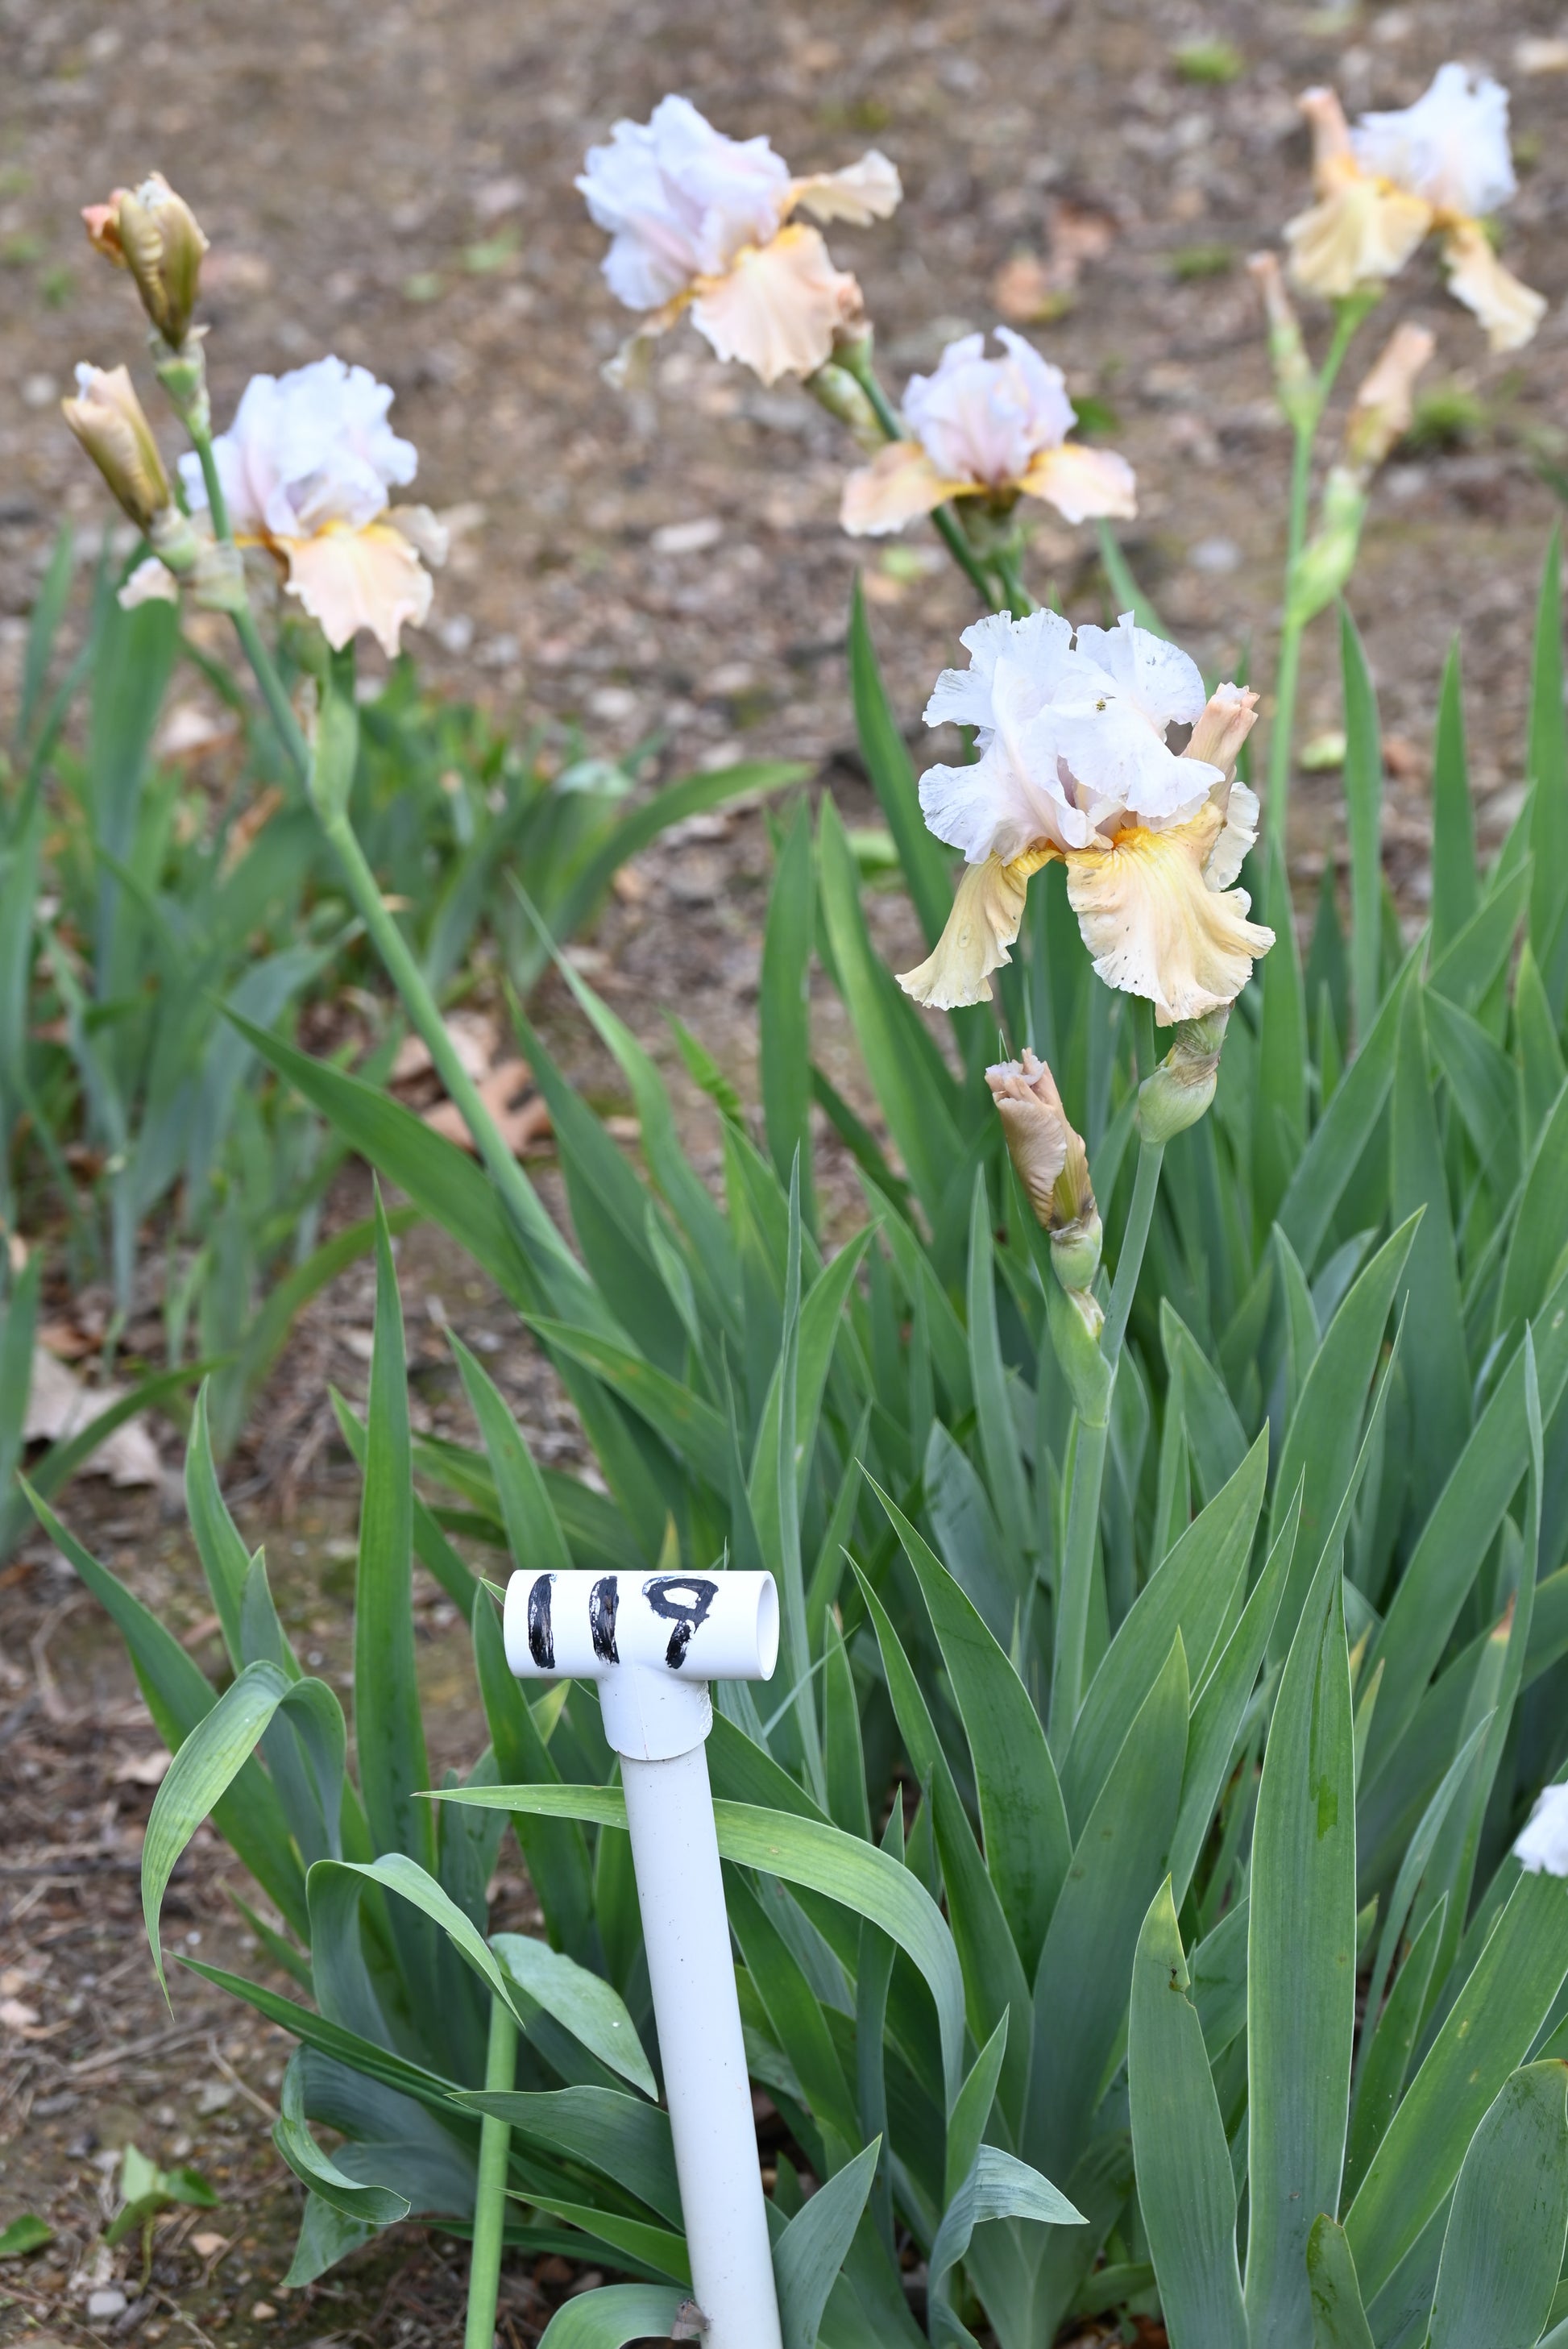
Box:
left=1246, top=1549, right=1356, bottom=2349
left=1496, top=1084, right=1568, bottom=1339
left=1129, top=1879, right=1248, bottom=2349
left=1342, top=1861, right=1568, bottom=2303
left=533, top=2284, right=689, bottom=2349
left=1343, top=1896, right=1447, bottom=2206
left=869, top=1475, right=1070, bottom=1977
left=1390, top=985, right=1468, bottom=1517
left=965, top=1170, right=1035, bottom=1574
left=848, top=580, right=949, bottom=947
left=15, top=524, right=71, bottom=752
left=1429, top=641, right=1477, bottom=961
left=928, top=2145, right=1085, bottom=2349
left=1427, top=862, right=1529, bottom=1011
left=523, top=1317, right=730, bottom=1492
left=1427, top=2063, right=1568, bottom=2349
left=1276, top=949, right=1420, bottom=1272
left=456, top=2085, right=680, bottom=2224
left=1306, top=2216, right=1376, bottom=2349
left=273, top=2053, right=411, bottom=2226
left=761, top=800, right=817, bottom=1213
left=491, top=1933, right=655, bottom=2097
left=550, top=759, right=807, bottom=948
left=471, top=1590, right=594, bottom=1959
left=26, top=1487, right=309, bottom=1936
left=1340, top=608, right=1384, bottom=1044
left=185, top=1383, right=251, bottom=1669
left=1526, top=525, right=1568, bottom=1009
left=1026, top=1636, right=1190, bottom=2181
left=775, top=2136, right=882, bottom=2349
left=1269, top=1215, right=1417, bottom=1659
left=433, top=1786, right=967, bottom=2108
left=450, top=1335, right=573, bottom=1579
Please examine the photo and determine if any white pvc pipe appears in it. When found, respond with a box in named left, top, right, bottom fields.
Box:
left=623, top=1741, right=784, bottom=2349
left=503, top=1566, right=783, bottom=2346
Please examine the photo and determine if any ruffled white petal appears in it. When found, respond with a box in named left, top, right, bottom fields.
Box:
left=1352, top=62, right=1517, bottom=220
left=902, top=328, right=1076, bottom=488
left=1514, top=1784, right=1568, bottom=1877
left=690, top=222, right=860, bottom=382
left=1070, top=611, right=1209, bottom=733
left=185, top=358, right=417, bottom=540
left=1204, top=778, right=1259, bottom=891
left=1064, top=810, right=1274, bottom=1024
left=579, top=95, right=790, bottom=305
left=923, top=608, right=1074, bottom=733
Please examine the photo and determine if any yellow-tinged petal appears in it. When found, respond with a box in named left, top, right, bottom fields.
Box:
left=1441, top=221, right=1546, bottom=352
left=898, top=845, right=1056, bottom=1009
left=1064, top=809, right=1273, bottom=1026
left=690, top=223, right=861, bottom=384
left=840, top=440, right=961, bottom=536
left=786, top=151, right=902, bottom=226
left=1020, top=442, right=1137, bottom=524
left=1284, top=176, right=1431, bottom=298
left=280, top=520, right=433, bottom=657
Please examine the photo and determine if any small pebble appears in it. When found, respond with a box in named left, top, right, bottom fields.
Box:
left=87, top=2287, right=128, bottom=2319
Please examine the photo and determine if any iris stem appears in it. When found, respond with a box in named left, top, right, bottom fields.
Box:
left=230, top=607, right=314, bottom=783
left=1049, top=1131, right=1164, bottom=1741
left=463, top=1991, right=517, bottom=2349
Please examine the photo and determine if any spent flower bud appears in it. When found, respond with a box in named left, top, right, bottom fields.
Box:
left=84, top=172, right=209, bottom=348
left=61, top=363, right=174, bottom=533
left=1138, top=1007, right=1230, bottom=1145
left=1342, top=321, right=1434, bottom=481
left=988, top=1049, right=1103, bottom=1298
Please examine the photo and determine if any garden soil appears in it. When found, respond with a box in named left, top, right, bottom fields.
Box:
left=2, top=0, right=1566, bottom=2340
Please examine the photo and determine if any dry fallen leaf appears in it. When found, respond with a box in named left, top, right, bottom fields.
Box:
left=113, top=1750, right=172, bottom=1787
left=23, top=1351, right=162, bottom=1486
left=424, top=1057, right=552, bottom=1156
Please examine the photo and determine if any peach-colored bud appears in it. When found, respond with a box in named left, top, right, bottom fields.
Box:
left=82, top=193, right=132, bottom=264
left=1186, top=683, right=1259, bottom=778
left=86, top=173, right=209, bottom=347
left=60, top=363, right=172, bottom=531
left=1299, top=85, right=1355, bottom=188
left=986, top=1048, right=1099, bottom=1283
left=1343, top=322, right=1434, bottom=477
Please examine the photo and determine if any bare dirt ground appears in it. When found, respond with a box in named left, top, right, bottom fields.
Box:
left=3, top=0, right=1568, bottom=2341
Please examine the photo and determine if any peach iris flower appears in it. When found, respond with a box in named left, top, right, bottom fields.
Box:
left=579, top=94, right=901, bottom=385
left=900, top=612, right=1271, bottom=1026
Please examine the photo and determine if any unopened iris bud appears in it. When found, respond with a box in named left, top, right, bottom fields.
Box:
left=1342, top=321, right=1434, bottom=482
left=1047, top=1277, right=1111, bottom=1426
left=1286, top=463, right=1367, bottom=627
left=1138, top=1007, right=1229, bottom=1144
left=1248, top=251, right=1315, bottom=431
left=987, top=1049, right=1103, bottom=1294
left=83, top=172, right=209, bottom=349
left=62, top=363, right=171, bottom=533
left=805, top=359, right=884, bottom=450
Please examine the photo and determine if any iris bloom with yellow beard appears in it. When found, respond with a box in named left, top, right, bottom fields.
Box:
left=899, top=610, right=1272, bottom=1027
left=578, top=94, right=900, bottom=385
left=1286, top=64, right=1545, bottom=353
left=841, top=327, right=1136, bottom=538
left=150, top=356, right=447, bottom=657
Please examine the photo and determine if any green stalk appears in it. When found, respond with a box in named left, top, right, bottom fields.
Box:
left=993, top=542, right=1037, bottom=620
left=464, top=1990, right=518, bottom=2349
left=231, top=605, right=315, bottom=781
left=1049, top=1132, right=1165, bottom=1738
left=188, top=422, right=232, bottom=543
left=318, top=807, right=576, bottom=1285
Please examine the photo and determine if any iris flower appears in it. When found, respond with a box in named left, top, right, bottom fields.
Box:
left=579, top=95, right=900, bottom=384
left=900, top=611, right=1271, bottom=1025
left=843, top=328, right=1135, bottom=537
left=178, top=357, right=445, bottom=656
left=1286, top=65, right=1544, bottom=351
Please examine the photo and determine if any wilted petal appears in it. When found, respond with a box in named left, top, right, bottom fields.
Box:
left=898, top=848, right=1052, bottom=1008
left=788, top=151, right=902, bottom=225
left=840, top=440, right=956, bottom=535
left=1020, top=441, right=1137, bottom=523
left=691, top=223, right=861, bottom=383
left=1064, top=809, right=1274, bottom=1025
left=281, top=521, right=433, bottom=656
left=1441, top=222, right=1547, bottom=352
left=1285, top=178, right=1431, bottom=298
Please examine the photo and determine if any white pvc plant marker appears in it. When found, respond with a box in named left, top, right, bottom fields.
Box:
left=505, top=1565, right=784, bottom=2349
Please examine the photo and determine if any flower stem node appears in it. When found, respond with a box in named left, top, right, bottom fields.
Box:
left=1047, top=1276, right=1111, bottom=1427
left=83, top=172, right=209, bottom=349
left=152, top=330, right=212, bottom=438
left=306, top=652, right=361, bottom=829
left=188, top=537, right=248, bottom=614
left=1247, top=252, right=1317, bottom=434
left=1137, top=1008, right=1230, bottom=1145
